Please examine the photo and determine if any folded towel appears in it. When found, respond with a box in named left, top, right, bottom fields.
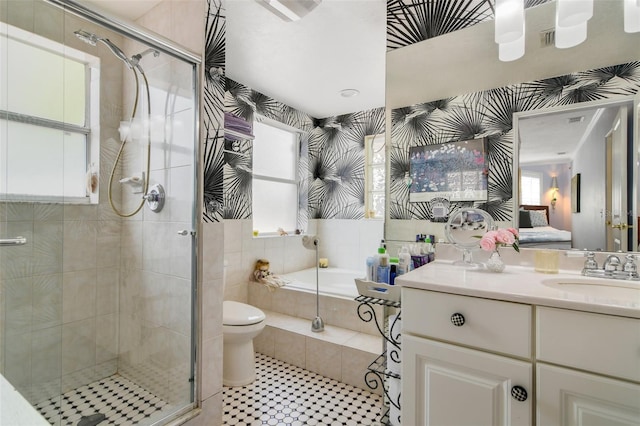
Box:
left=224, top=112, right=253, bottom=138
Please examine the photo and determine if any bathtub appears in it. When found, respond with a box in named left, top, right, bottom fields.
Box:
left=281, top=267, right=364, bottom=299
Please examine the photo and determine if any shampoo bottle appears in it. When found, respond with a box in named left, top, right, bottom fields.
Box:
left=397, top=246, right=412, bottom=276
left=376, top=247, right=390, bottom=284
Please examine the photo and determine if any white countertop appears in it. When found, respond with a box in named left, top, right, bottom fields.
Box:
left=395, top=260, right=640, bottom=319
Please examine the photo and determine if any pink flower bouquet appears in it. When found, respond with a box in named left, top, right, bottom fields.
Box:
left=479, top=228, right=520, bottom=253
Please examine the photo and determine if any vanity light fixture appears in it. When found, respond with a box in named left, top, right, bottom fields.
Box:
left=550, top=176, right=559, bottom=210
left=497, top=0, right=639, bottom=61
left=256, top=0, right=322, bottom=22
left=495, top=0, right=525, bottom=61
left=625, top=0, right=640, bottom=33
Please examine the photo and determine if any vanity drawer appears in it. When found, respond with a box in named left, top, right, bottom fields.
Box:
left=537, top=307, right=640, bottom=382
left=402, top=288, right=532, bottom=358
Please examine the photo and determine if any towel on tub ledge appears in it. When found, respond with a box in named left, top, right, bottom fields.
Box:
left=253, top=259, right=289, bottom=292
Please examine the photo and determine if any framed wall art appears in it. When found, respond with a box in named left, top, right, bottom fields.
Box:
left=409, top=137, right=488, bottom=203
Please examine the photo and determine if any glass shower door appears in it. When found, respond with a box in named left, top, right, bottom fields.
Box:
left=1, top=0, right=198, bottom=424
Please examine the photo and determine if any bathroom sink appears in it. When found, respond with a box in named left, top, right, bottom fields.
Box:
left=541, top=277, right=640, bottom=301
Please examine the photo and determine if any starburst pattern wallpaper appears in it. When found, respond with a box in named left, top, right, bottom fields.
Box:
left=386, top=0, right=552, bottom=51
left=222, top=78, right=314, bottom=229
left=308, top=109, right=386, bottom=219
left=389, top=61, right=640, bottom=222
left=203, top=0, right=226, bottom=223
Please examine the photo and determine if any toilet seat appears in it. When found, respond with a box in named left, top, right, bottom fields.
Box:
left=223, top=301, right=265, bottom=326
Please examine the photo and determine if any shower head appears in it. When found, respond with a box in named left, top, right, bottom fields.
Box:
left=302, top=235, right=319, bottom=250
left=74, top=29, right=133, bottom=69
left=74, top=29, right=98, bottom=46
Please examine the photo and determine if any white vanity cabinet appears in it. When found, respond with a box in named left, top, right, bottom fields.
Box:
left=536, top=307, right=640, bottom=425
left=401, top=286, right=640, bottom=426
left=402, top=288, right=533, bottom=426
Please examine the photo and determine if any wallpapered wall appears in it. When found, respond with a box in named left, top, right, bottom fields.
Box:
left=389, top=62, right=640, bottom=222
left=205, top=0, right=636, bottom=225
left=386, top=0, right=552, bottom=51
left=204, top=72, right=386, bottom=224
left=203, top=0, right=225, bottom=223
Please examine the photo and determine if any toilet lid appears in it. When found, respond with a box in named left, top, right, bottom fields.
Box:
left=223, top=301, right=266, bottom=326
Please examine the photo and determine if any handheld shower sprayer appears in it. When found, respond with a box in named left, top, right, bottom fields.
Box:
left=74, top=28, right=162, bottom=217
left=302, top=235, right=324, bottom=332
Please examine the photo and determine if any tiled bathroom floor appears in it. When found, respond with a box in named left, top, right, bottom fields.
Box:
left=223, top=353, right=383, bottom=425
left=35, top=375, right=168, bottom=425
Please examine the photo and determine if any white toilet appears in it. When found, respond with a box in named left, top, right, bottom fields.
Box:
left=222, top=263, right=266, bottom=386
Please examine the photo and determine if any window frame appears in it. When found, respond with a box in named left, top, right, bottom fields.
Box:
left=0, top=22, right=100, bottom=204
left=251, top=116, right=301, bottom=236
left=364, top=133, right=385, bottom=219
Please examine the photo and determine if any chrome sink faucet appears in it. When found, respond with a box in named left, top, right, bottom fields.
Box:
left=603, top=255, right=621, bottom=272
left=582, top=252, right=639, bottom=280
left=582, top=252, right=598, bottom=274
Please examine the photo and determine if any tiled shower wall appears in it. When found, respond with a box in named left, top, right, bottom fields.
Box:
left=116, top=0, right=201, bottom=408
left=0, top=0, right=124, bottom=403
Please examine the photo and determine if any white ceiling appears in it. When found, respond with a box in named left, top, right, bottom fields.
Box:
left=226, top=0, right=386, bottom=118
left=518, top=106, right=618, bottom=165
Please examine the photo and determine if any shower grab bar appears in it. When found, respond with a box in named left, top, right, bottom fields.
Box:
left=0, top=236, right=27, bottom=246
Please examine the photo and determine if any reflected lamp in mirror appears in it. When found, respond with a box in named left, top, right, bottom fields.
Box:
left=550, top=176, right=559, bottom=210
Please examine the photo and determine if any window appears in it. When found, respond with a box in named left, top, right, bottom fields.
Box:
left=520, top=171, right=542, bottom=205
left=252, top=119, right=299, bottom=234
left=365, top=134, right=385, bottom=218
left=0, top=23, right=100, bottom=202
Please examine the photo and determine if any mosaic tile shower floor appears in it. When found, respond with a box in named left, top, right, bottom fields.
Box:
left=35, top=375, right=168, bottom=425
left=223, top=353, right=384, bottom=426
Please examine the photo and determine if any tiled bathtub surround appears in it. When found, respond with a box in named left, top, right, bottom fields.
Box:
left=253, top=311, right=382, bottom=395
left=249, top=282, right=381, bottom=336
left=223, top=218, right=383, bottom=303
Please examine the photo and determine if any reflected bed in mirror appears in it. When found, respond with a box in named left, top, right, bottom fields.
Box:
left=514, top=96, right=639, bottom=252
left=518, top=205, right=572, bottom=249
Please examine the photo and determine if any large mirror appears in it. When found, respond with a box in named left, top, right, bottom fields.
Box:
left=385, top=0, right=640, bottom=253
left=514, top=97, right=639, bottom=252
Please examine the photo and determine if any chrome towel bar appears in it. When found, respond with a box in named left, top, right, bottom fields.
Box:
left=0, top=236, right=27, bottom=246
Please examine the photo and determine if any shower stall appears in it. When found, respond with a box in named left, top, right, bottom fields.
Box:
left=0, top=0, right=199, bottom=425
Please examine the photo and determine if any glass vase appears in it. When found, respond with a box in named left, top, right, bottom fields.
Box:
left=486, top=250, right=505, bottom=273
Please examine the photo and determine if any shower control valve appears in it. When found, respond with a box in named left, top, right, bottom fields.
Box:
left=143, top=184, right=165, bottom=213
